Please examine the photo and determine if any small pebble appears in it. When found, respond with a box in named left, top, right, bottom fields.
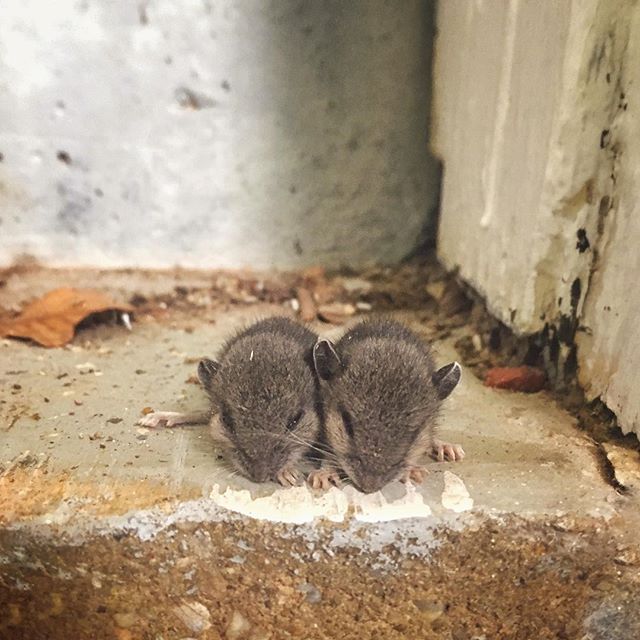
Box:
left=225, top=610, right=252, bottom=639
left=113, top=612, right=137, bottom=629
left=413, top=598, right=445, bottom=622
left=297, top=582, right=322, bottom=604
left=174, top=601, right=212, bottom=634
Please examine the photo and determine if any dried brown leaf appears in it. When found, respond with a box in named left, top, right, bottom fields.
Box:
left=0, top=287, right=133, bottom=348
left=317, top=303, right=357, bottom=325
left=296, top=287, right=318, bottom=322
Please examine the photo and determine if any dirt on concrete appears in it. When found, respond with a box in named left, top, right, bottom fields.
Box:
left=1, top=516, right=639, bottom=640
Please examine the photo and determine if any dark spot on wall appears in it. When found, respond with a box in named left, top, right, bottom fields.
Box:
left=606, top=72, right=611, bottom=83
left=346, top=136, right=360, bottom=152
left=294, top=240, right=303, bottom=256
left=164, top=56, right=173, bottom=65
left=175, top=87, right=216, bottom=110
left=289, top=185, right=297, bottom=194
left=576, top=228, right=590, bottom=253
left=600, top=129, right=610, bottom=149
left=57, top=151, right=72, bottom=165
left=94, top=188, right=104, bottom=198
left=509, top=309, right=517, bottom=323
left=0, top=152, right=4, bottom=162
left=138, top=3, right=149, bottom=25
left=570, top=278, right=582, bottom=310
left=558, top=297, right=563, bottom=307
left=220, top=80, right=231, bottom=92
left=302, top=25, right=313, bottom=36
left=57, top=189, right=92, bottom=236
left=557, top=315, right=575, bottom=344
left=604, top=305, right=611, bottom=311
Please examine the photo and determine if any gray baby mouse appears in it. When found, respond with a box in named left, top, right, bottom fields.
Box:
left=138, top=317, right=322, bottom=486
left=309, top=318, right=464, bottom=493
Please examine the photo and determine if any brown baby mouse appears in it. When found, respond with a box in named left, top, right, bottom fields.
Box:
left=309, top=318, right=464, bottom=493
left=138, top=317, right=322, bottom=486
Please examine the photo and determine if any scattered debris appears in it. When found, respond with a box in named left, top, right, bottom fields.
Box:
left=439, top=279, right=472, bottom=316
left=484, top=366, right=546, bottom=393
left=600, top=442, right=640, bottom=492
left=173, top=601, right=212, bottom=634
left=297, top=582, right=322, bottom=604
left=121, top=312, right=133, bottom=331
left=0, top=451, right=45, bottom=477
left=225, top=610, right=252, bottom=639
left=113, top=612, right=137, bottom=629
left=0, top=288, right=134, bottom=347
left=295, top=287, right=317, bottom=322
left=341, top=277, right=372, bottom=294
left=317, top=302, right=356, bottom=325
left=412, top=598, right=445, bottom=623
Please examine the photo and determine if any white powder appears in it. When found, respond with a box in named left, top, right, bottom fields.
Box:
left=209, top=481, right=434, bottom=524
left=441, top=471, right=474, bottom=512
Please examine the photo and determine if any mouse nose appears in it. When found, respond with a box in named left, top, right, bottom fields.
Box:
left=250, top=470, right=271, bottom=483
left=355, top=475, right=385, bottom=494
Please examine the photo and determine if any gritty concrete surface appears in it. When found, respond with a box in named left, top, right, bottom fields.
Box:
left=1, top=265, right=640, bottom=639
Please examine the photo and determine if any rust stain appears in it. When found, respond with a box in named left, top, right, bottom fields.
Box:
left=0, top=468, right=199, bottom=524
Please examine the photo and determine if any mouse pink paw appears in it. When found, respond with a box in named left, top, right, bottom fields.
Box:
left=432, top=440, right=465, bottom=462
left=308, top=468, right=341, bottom=490
left=137, top=411, right=185, bottom=428
left=400, top=466, right=429, bottom=485
left=276, top=467, right=302, bottom=487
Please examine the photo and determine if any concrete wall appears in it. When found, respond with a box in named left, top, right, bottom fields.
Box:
left=0, top=0, right=439, bottom=269
left=433, top=0, right=640, bottom=436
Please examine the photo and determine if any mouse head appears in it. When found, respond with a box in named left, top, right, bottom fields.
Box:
left=313, top=338, right=461, bottom=493
left=198, top=340, right=320, bottom=483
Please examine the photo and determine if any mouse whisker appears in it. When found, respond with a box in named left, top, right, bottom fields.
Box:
left=284, top=432, right=339, bottom=461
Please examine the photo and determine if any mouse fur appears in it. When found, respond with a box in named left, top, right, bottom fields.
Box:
left=310, top=318, right=463, bottom=493
left=198, top=316, right=322, bottom=485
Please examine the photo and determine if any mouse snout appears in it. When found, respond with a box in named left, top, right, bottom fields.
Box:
left=249, top=467, right=272, bottom=483
left=354, top=474, right=386, bottom=495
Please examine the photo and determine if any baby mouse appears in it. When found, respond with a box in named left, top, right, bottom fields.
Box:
left=309, top=318, right=463, bottom=493
left=138, top=317, right=321, bottom=486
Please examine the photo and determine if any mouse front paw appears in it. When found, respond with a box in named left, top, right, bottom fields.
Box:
left=276, top=467, right=302, bottom=487
left=307, top=468, right=341, bottom=490
left=431, top=440, right=465, bottom=462
left=137, top=411, right=184, bottom=428
left=400, top=465, right=429, bottom=485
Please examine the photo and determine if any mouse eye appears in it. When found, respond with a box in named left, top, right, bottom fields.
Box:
left=220, top=404, right=235, bottom=434
left=340, top=407, right=355, bottom=438
left=286, top=409, right=304, bottom=432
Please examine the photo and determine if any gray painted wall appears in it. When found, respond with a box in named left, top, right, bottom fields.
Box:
left=0, top=0, right=439, bottom=269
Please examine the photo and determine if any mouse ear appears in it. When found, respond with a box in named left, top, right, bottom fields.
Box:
left=313, top=339, right=342, bottom=381
left=432, top=362, right=461, bottom=400
left=198, top=358, right=220, bottom=390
